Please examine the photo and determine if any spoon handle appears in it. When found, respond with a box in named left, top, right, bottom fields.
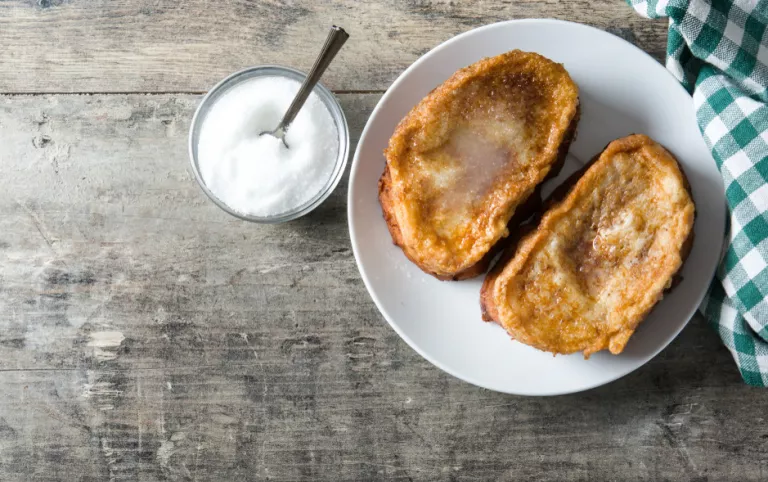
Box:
left=276, top=26, right=349, bottom=132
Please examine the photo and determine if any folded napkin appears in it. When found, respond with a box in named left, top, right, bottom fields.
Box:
left=628, top=0, right=768, bottom=385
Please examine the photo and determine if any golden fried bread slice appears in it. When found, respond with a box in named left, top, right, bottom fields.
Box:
left=481, top=134, right=695, bottom=357
left=379, top=50, right=580, bottom=280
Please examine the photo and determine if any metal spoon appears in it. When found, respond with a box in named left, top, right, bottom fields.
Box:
left=260, top=25, right=349, bottom=148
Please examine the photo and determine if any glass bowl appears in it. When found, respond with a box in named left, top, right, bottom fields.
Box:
left=188, top=65, right=350, bottom=223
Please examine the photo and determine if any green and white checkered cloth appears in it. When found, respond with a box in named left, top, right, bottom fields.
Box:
left=628, top=0, right=768, bottom=385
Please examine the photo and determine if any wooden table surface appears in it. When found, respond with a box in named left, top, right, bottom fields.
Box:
left=0, top=1, right=763, bottom=481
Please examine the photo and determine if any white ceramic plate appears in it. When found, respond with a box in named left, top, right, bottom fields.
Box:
left=348, top=19, right=725, bottom=396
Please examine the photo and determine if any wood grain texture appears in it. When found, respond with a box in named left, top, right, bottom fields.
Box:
left=0, top=0, right=667, bottom=93
left=0, top=93, right=762, bottom=482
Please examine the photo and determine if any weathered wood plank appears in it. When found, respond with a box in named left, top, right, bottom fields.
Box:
left=0, top=0, right=667, bottom=93
left=0, top=93, right=761, bottom=481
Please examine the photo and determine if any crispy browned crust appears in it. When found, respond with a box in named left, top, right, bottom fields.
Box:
left=481, top=145, right=598, bottom=321
left=480, top=222, right=537, bottom=322
left=379, top=51, right=580, bottom=280
left=480, top=134, right=696, bottom=356
left=380, top=105, right=579, bottom=281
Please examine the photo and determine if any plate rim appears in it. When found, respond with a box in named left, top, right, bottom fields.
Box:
left=347, top=18, right=726, bottom=396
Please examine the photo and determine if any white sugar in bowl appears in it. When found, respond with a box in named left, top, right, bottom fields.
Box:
left=189, top=65, right=349, bottom=223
